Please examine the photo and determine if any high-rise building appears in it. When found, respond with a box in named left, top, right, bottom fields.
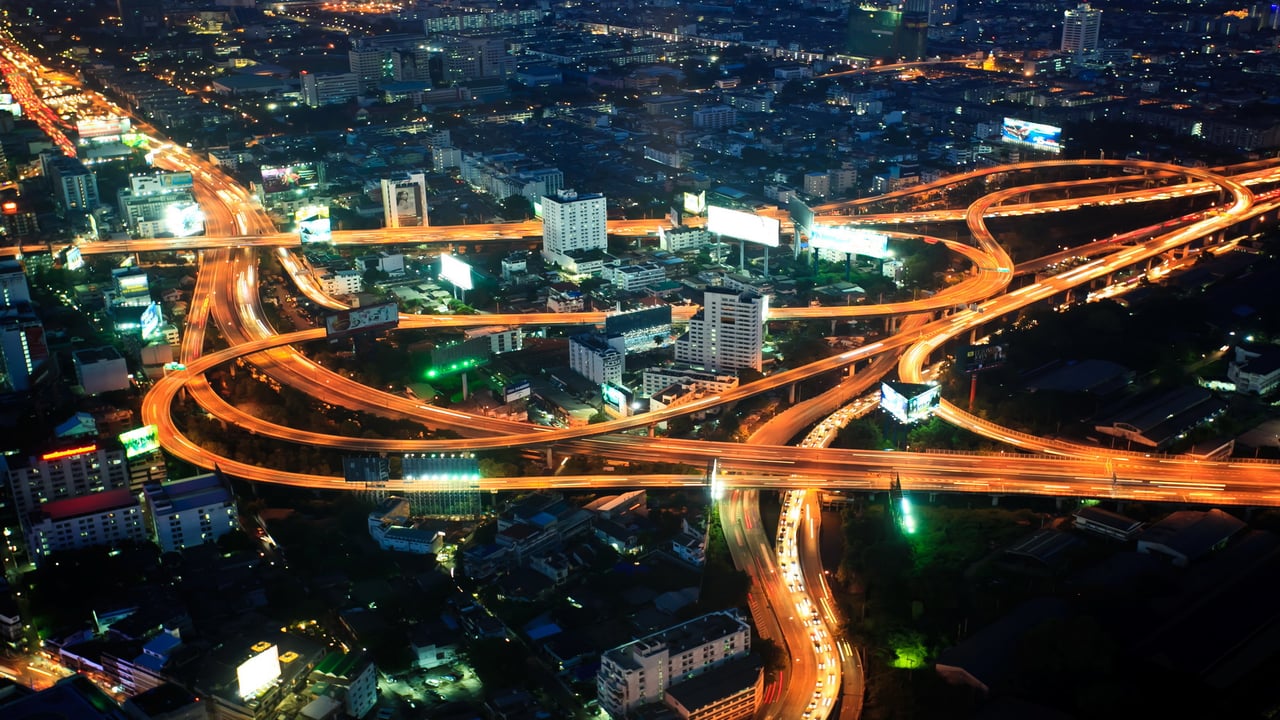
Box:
left=44, top=155, right=100, bottom=214
left=569, top=333, right=624, bottom=386
left=541, top=190, right=607, bottom=264
left=675, top=288, right=767, bottom=372
left=440, top=35, right=515, bottom=84
left=348, top=45, right=388, bottom=91
left=1061, top=3, right=1102, bottom=54
left=846, top=6, right=904, bottom=60
left=597, top=610, right=753, bottom=719
left=380, top=173, right=428, bottom=228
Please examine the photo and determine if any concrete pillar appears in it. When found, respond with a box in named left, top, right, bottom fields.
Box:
left=545, top=447, right=554, bottom=467
left=648, top=424, right=656, bottom=437
left=991, top=495, right=1000, bottom=506
left=789, top=383, right=797, bottom=404
left=1055, top=497, right=1065, bottom=510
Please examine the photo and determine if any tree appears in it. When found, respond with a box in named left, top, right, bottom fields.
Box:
left=499, top=195, right=533, bottom=221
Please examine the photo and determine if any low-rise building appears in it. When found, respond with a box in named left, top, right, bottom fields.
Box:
left=1228, top=345, right=1280, bottom=395
left=569, top=332, right=624, bottom=386
left=641, top=365, right=739, bottom=399
left=142, top=473, right=239, bottom=554
left=74, top=346, right=130, bottom=395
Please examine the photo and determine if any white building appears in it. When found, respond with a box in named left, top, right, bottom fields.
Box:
left=142, top=473, right=239, bottom=553
left=1061, top=3, right=1102, bottom=54
left=320, top=269, right=363, bottom=296
left=0, top=305, right=49, bottom=393
left=0, top=259, right=31, bottom=305
left=312, top=652, right=378, bottom=720
left=570, top=333, right=624, bottom=386
left=73, top=346, right=130, bottom=395
left=659, top=225, right=711, bottom=253
left=692, top=104, right=737, bottom=129
left=381, top=173, right=428, bottom=228
left=641, top=365, right=740, bottom=398
left=1228, top=345, right=1280, bottom=395
left=7, top=443, right=130, bottom=517
left=542, top=189, right=607, bottom=264
left=25, top=488, right=146, bottom=565
left=674, top=288, right=766, bottom=372
left=608, top=263, right=667, bottom=292
left=301, top=71, right=360, bottom=107
left=597, top=610, right=751, bottom=719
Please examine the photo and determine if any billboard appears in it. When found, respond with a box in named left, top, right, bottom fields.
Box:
left=116, top=271, right=150, bottom=299
left=439, top=254, right=473, bottom=291
left=118, top=425, right=160, bottom=458
left=236, top=644, right=281, bottom=699
left=295, top=205, right=331, bottom=244
left=958, top=344, right=1006, bottom=373
left=0, top=92, right=20, bottom=117
left=76, top=116, right=130, bottom=140
left=140, top=302, right=163, bottom=340
left=810, top=226, right=889, bottom=258
left=788, top=197, right=814, bottom=235
left=504, top=380, right=531, bottom=403
left=602, top=382, right=636, bottom=417
left=1001, top=117, right=1062, bottom=154
left=707, top=205, right=780, bottom=247
left=65, top=245, right=84, bottom=271
left=324, top=302, right=399, bottom=337
left=164, top=203, right=205, bottom=237
left=683, top=191, right=707, bottom=215
left=260, top=163, right=319, bottom=194
left=881, top=381, right=940, bottom=424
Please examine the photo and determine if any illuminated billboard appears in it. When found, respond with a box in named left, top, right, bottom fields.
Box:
left=140, top=302, right=163, bottom=340
left=236, top=644, right=281, bottom=699
left=260, top=163, right=320, bottom=194
left=295, top=205, right=331, bottom=244
left=76, top=116, right=131, bottom=140
left=382, top=174, right=428, bottom=228
left=809, top=226, right=889, bottom=258
left=504, top=380, right=531, bottom=403
left=164, top=203, right=205, bottom=237
left=1001, top=117, right=1062, bottom=154
left=116, top=271, right=150, bottom=300
left=602, top=382, right=637, bottom=417
left=881, top=381, right=940, bottom=424
left=324, top=302, right=399, bottom=337
left=707, top=205, right=780, bottom=247
left=439, top=254, right=473, bottom=291
left=683, top=191, right=707, bottom=215
left=65, top=245, right=84, bottom=271
left=118, top=425, right=160, bottom=459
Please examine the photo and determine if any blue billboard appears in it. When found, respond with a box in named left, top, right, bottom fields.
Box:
left=1001, top=117, right=1062, bottom=154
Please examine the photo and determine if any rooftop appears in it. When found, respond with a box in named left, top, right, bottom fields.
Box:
left=38, top=488, right=138, bottom=522
left=144, top=473, right=232, bottom=514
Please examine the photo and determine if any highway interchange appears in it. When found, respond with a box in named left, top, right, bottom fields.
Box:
left=7, top=32, right=1280, bottom=719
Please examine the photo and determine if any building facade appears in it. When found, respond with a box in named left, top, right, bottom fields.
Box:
left=25, top=488, right=146, bottom=564
left=142, top=473, right=239, bottom=554
left=570, top=333, right=624, bottom=386
left=1061, top=3, right=1102, bottom=53
left=674, top=288, right=766, bottom=372
left=541, top=190, right=607, bottom=264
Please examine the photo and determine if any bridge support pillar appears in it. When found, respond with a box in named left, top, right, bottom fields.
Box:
left=970, top=328, right=978, bottom=345
left=991, top=495, right=1000, bottom=506
left=545, top=448, right=554, bottom=468
left=1055, top=497, right=1065, bottom=510
left=789, top=383, right=798, bottom=404
left=648, top=424, right=656, bottom=437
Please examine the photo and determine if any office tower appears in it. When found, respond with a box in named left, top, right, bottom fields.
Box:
left=348, top=44, right=387, bottom=91
left=44, top=155, right=100, bottom=214
left=1061, top=3, right=1102, bottom=54
left=541, top=189, right=607, bottom=264
left=846, top=6, right=904, bottom=60
left=597, top=610, right=754, bottom=719
left=675, top=288, right=767, bottom=372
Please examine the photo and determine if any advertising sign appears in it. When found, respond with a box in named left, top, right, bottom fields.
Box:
left=140, top=302, right=163, bottom=340
left=1001, top=117, right=1062, bottom=153
left=76, top=116, right=130, bottom=140
left=118, top=424, right=160, bottom=459
left=602, top=382, right=635, bottom=417
left=439, top=253, right=473, bottom=291
left=809, top=226, right=889, bottom=258
left=788, top=197, right=814, bottom=235
left=504, top=380, right=531, bottom=403
left=65, top=245, right=84, bottom=271
left=295, top=205, right=331, bottom=244
left=116, top=271, right=150, bottom=299
left=707, top=205, right=780, bottom=247
left=324, top=302, right=399, bottom=337
left=683, top=190, right=707, bottom=215
left=881, top=381, right=940, bottom=424
left=260, top=163, right=319, bottom=194
left=164, top=203, right=205, bottom=237
left=236, top=645, right=281, bottom=699
left=958, top=344, right=1006, bottom=373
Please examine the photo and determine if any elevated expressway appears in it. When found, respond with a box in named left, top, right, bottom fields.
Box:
left=141, top=158, right=1280, bottom=504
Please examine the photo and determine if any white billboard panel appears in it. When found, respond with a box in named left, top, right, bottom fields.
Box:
left=440, top=254, right=473, bottom=291
left=236, top=645, right=280, bottom=699
left=707, top=206, right=780, bottom=247
left=324, top=302, right=399, bottom=337
left=1001, top=117, right=1062, bottom=153
left=165, top=203, right=205, bottom=237
left=810, top=226, right=889, bottom=258
left=683, top=191, right=706, bottom=215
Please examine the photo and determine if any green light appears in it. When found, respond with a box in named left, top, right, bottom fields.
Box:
left=426, top=369, right=438, bottom=379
